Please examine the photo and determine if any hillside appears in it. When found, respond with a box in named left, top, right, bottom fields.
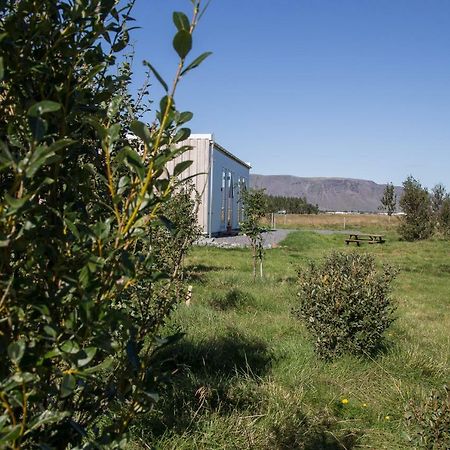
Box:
left=250, top=175, right=402, bottom=212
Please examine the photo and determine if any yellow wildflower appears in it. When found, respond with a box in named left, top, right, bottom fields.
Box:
left=341, top=398, right=349, bottom=405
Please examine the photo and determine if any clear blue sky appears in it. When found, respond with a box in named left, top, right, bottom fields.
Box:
left=129, top=0, right=450, bottom=189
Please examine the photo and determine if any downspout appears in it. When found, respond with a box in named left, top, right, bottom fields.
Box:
left=208, top=137, right=214, bottom=238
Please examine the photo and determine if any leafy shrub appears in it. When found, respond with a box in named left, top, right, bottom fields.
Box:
left=0, top=0, right=210, bottom=447
left=295, top=252, right=397, bottom=359
left=405, top=386, right=450, bottom=449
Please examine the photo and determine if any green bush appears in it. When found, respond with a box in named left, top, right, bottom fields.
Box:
left=295, top=252, right=397, bottom=359
left=0, top=0, right=209, bottom=447
left=405, top=386, right=450, bottom=449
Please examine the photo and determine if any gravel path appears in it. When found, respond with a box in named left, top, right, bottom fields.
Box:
left=196, top=229, right=293, bottom=249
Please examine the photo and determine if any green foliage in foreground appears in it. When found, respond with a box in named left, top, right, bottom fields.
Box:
left=295, top=251, right=397, bottom=359
left=129, top=231, right=449, bottom=449
left=0, top=0, right=209, bottom=447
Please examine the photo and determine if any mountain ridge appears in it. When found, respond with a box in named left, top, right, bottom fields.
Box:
left=250, top=174, right=402, bottom=212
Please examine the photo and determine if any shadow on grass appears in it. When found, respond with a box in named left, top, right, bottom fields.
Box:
left=165, top=328, right=272, bottom=379
left=270, top=410, right=360, bottom=449
left=133, top=330, right=362, bottom=448
left=185, top=263, right=231, bottom=283
left=134, top=329, right=272, bottom=437
left=208, top=288, right=256, bottom=310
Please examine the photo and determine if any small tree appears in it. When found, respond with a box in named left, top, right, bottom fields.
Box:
left=399, top=176, right=433, bottom=241
left=379, top=182, right=397, bottom=220
left=437, top=196, right=450, bottom=238
left=431, top=183, right=448, bottom=233
left=239, top=188, right=267, bottom=280
left=152, top=182, right=202, bottom=284
left=431, top=183, right=447, bottom=215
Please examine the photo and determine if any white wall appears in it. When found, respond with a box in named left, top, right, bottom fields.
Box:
left=166, top=136, right=211, bottom=231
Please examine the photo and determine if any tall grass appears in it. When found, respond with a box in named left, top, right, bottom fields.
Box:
left=263, top=213, right=400, bottom=233
left=130, top=231, right=450, bottom=449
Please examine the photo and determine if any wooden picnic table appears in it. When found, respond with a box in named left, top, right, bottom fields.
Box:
left=345, top=233, right=385, bottom=246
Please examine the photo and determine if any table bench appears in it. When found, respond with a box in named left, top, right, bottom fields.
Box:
left=345, top=233, right=385, bottom=246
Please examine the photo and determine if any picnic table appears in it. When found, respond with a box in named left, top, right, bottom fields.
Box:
left=345, top=233, right=385, bottom=246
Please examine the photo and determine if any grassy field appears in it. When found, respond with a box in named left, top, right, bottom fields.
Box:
left=262, top=213, right=400, bottom=233
left=131, top=231, right=449, bottom=449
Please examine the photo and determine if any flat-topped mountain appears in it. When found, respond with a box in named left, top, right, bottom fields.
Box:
left=250, top=174, right=403, bottom=212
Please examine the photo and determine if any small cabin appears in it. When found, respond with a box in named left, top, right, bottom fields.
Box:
left=166, top=134, right=251, bottom=236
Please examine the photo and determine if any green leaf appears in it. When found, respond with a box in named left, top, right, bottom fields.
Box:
left=0, top=425, right=21, bottom=446
left=60, top=340, right=80, bottom=354
left=8, top=340, right=25, bottom=363
left=0, top=142, right=15, bottom=169
left=0, top=57, right=4, bottom=81
left=0, top=415, right=7, bottom=431
left=28, top=100, right=61, bottom=117
left=44, top=325, right=57, bottom=338
left=174, top=127, right=191, bottom=143
left=143, top=391, right=160, bottom=403
left=159, top=215, right=175, bottom=234
left=107, top=96, right=122, bottom=119
left=82, top=356, right=114, bottom=374
left=60, top=373, right=76, bottom=398
left=25, top=144, right=60, bottom=178
left=173, top=29, right=192, bottom=59
left=159, top=95, right=173, bottom=117
left=5, top=194, right=28, bottom=214
left=173, top=11, right=190, bottom=31
left=178, top=111, right=193, bottom=125
left=47, top=138, right=75, bottom=153
left=117, top=175, right=130, bottom=195
left=44, top=348, right=61, bottom=360
left=28, top=116, right=47, bottom=141
left=108, top=123, right=121, bottom=143
left=143, top=60, right=168, bottom=92
left=79, top=265, right=90, bottom=288
left=130, top=120, right=151, bottom=145
left=64, top=217, right=80, bottom=240
left=173, top=160, right=193, bottom=177
left=28, top=410, right=70, bottom=431
left=112, top=29, right=129, bottom=52
left=92, top=219, right=112, bottom=240
left=77, top=347, right=97, bottom=367
left=180, top=51, right=212, bottom=76
left=121, top=146, right=145, bottom=180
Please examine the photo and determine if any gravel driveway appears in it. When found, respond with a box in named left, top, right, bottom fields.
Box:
left=196, top=229, right=293, bottom=249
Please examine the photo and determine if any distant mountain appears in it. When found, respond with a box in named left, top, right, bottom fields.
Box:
left=250, top=175, right=403, bottom=212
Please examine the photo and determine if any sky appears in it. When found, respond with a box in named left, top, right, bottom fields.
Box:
left=129, top=0, right=450, bottom=189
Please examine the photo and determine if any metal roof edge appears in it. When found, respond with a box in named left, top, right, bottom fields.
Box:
left=213, top=141, right=252, bottom=169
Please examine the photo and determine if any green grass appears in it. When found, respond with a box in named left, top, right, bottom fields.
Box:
left=130, top=232, right=450, bottom=449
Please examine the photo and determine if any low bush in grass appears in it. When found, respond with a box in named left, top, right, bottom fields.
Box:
left=295, top=252, right=397, bottom=359
left=405, top=385, right=450, bottom=449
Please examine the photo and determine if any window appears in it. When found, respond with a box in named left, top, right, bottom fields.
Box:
left=221, top=169, right=226, bottom=223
